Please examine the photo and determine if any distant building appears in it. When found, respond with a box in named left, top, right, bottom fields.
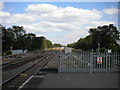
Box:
left=12, top=50, right=23, bottom=55
left=64, top=47, right=72, bottom=53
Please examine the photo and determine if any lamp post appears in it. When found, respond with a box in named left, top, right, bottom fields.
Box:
left=98, top=42, right=100, bottom=53
left=97, top=34, right=101, bottom=54
left=97, top=31, right=102, bottom=53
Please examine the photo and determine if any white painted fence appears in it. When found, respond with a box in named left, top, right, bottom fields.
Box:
left=58, top=50, right=119, bottom=73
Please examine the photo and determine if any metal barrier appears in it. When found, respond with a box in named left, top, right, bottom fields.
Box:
left=58, top=50, right=119, bottom=73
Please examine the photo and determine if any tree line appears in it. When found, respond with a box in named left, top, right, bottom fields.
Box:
left=1, top=24, right=63, bottom=55
left=2, top=24, right=120, bottom=55
left=67, top=24, right=120, bottom=52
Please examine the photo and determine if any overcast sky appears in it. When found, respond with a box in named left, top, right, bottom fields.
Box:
left=0, top=2, right=119, bottom=45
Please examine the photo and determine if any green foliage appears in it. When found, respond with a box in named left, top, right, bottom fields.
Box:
left=43, top=39, right=53, bottom=49
left=53, top=43, right=63, bottom=47
left=2, top=26, right=14, bottom=54
left=2, top=24, right=54, bottom=55
left=67, top=24, right=120, bottom=52
left=67, top=42, right=76, bottom=48
left=89, top=24, right=119, bottom=49
left=67, top=35, right=92, bottom=51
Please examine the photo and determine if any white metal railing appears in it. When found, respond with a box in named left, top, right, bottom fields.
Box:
left=58, top=51, right=119, bottom=73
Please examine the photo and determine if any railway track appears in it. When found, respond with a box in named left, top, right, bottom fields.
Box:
left=1, top=57, right=35, bottom=70
left=1, top=50, right=56, bottom=90
left=2, top=51, right=53, bottom=83
left=1, top=51, right=46, bottom=70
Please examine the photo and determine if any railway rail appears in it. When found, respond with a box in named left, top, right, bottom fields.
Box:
left=2, top=50, right=53, bottom=83
left=1, top=51, right=46, bottom=70
left=1, top=50, right=58, bottom=90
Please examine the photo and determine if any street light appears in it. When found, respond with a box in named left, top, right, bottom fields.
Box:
left=99, top=30, right=102, bottom=52
left=97, top=34, right=101, bottom=53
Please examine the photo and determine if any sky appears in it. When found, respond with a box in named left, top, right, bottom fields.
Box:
left=0, top=2, right=119, bottom=45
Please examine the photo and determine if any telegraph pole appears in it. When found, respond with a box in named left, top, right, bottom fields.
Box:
left=98, top=42, right=100, bottom=54
left=97, top=31, right=101, bottom=54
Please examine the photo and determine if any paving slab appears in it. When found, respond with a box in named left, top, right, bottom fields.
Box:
left=21, top=73, right=119, bottom=88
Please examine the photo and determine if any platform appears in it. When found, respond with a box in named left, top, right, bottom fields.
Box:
left=19, top=70, right=119, bottom=89
left=19, top=52, right=119, bottom=89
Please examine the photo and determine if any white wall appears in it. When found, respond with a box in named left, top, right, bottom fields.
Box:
left=12, top=50, right=23, bottom=55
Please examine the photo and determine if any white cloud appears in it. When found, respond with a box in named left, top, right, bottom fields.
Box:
left=103, top=8, right=119, bottom=15
left=23, top=4, right=104, bottom=33
left=0, top=2, right=3, bottom=11
left=26, top=3, right=58, bottom=14
left=39, top=7, right=102, bottom=23
left=90, top=21, right=115, bottom=28
left=51, top=29, right=89, bottom=45
left=0, top=11, right=11, bottom=17
left=1, top=3, right=116, bottom=45
left=9, top=14, right=35, bottom=24
left=0, top=12, right=35, bottom=24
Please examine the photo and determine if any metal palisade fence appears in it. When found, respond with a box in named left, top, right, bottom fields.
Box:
left=58, top=50, right=120, bottom=73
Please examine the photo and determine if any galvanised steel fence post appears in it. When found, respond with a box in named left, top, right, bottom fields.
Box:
left=90, top=52, right=93, bottom=74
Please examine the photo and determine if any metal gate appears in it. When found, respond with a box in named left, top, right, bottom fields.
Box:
left=58, top=50, right=119, bottom=73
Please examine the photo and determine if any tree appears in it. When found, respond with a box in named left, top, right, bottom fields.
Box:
left=25, top=33, right=36, bottom=51
left=69, top=35, right=92, bottom=51
left=33, top=36, right=45, bottom=50
left=67, top=24, right=120, bottom=52
left=1, top=24, right=54, bottom=55
left=2, top=26, right=14, bottom=54
left=53, top=43, right=63, bottom=47
left=89, top=24, right=119, bottom=49
left=44, top=39, right=53, bottom=49
left=11, top=26, right=26, bottom=50
left=67, top=42, right=76, bottom=48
